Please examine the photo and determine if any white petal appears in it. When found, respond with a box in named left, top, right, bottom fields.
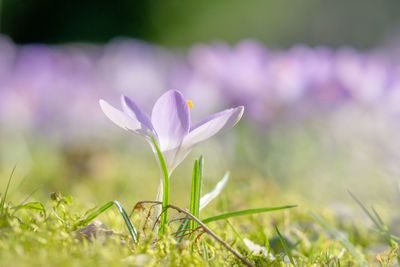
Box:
left=121, top=95, right=155, bottom=136
left=243, top=238, right=275, bottom=260
left=99, top=99, right=141, bottom=132
left=183, top=106, right=244, bottom=149
left=151, top=90, right=190, bottom=169
left=199, top=172, right=229, bottom=210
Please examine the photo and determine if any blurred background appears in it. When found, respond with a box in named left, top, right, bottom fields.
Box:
left=3, top=0, right=400, bottom=48
left=1, top=0, right=400, bottom=215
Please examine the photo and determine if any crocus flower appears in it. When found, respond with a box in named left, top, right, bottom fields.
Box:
left=99, top=90, right=244, bottom=174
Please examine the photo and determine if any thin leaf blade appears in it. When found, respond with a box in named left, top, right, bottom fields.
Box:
left=310, top=212, right=367, bottom=266
left=13, top=202, right=46, bottom=217
left=83, top=200, right=137, bottom=243
left=275, top=225, right=295, bottom=265
left=202, top=205, right=297, bottom=224
left=189, top=159, right=199, bottom=230
left=0, top=165, right=16, bottom=214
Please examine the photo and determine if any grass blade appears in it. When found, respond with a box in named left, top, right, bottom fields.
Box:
left=13, top=202, right=46, bottom=217
left=202, top=205, right=297, bottom=224
left=196, top=156, right=204, bottom=218
left=310, top=212, right=367, bottom=266
left=227, top=219, right=247, bottom=248
left=84, top=201, right=113, bottom=222
left=83, top=200, right=137, bottom=243
left=178, top=168, right=228, bottom=242
left=190, top=156, right=203, bottom=230
left=175, top=217, right=190, bottom=242
left=0, top=165, right=16, bottom=214
left=190, top=159, right=199, bottom=230
left=348, top=191, right=393, bottom=244
left=199, top=172, right=229, bottom=211
left=348, top=191, right=381, bottom=229
left=202, top=240, right=209, bottom=261
left=371, top=206, right=384, bottom=227
left=275, top=225, right=295, bottom=265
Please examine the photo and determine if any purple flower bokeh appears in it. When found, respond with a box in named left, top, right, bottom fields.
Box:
left=1, top=35, right=400, bottom=138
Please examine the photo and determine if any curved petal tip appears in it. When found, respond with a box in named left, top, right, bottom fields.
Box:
left=99, top=99, right=141, bottom=131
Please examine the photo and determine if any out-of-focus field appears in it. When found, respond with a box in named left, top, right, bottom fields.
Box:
left=2, top=112, right=400, bottom=265
left=1, top=35, right=400, bottom=266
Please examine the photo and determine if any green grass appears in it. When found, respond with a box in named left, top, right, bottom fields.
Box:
left=1, top=126, right=399, bottom=266
left=1, top=173, right=398, bottom=266
left=1, top=192, right=395, bottom=266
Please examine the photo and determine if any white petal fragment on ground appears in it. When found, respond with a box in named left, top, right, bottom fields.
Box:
left=243, top=238, right=276, bottom=261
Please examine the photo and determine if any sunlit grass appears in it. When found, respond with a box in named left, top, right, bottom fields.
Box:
left=0, top=154, right=398, bottom=266
left=1, top=115, right=400, bottom=266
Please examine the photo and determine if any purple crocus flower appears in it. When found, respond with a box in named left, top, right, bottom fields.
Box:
left=99, top=90, right=244, bottom=174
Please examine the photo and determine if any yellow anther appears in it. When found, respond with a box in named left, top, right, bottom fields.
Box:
left=187, top=100, right=193, bottom=109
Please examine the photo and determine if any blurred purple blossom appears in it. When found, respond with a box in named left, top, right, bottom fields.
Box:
left=1, top=35, right=400, bottom=138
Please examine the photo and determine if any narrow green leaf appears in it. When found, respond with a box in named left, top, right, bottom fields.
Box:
left=202, top=205, right=297, bottom=224
left=348, top=191, right=381, bottom=229
left=0, top=165, right=16, bottom=214
left=202, top=240, right=209, bottom=261
left=391, top=234, right=400, bottom=242
left=190, top=156, right=203, bottom=230
left=176, top=171, right=230, bottom=241
left=310, top=212, right=367, bottom=266
left=13, top=202, right=46, bottom=217
left=348, top=191, right=392, bottom=244
left=175, top=217, right=190, bottom=242
left=196, top=156, right=204, bottom=220
left=371, top=206, right=384, bottom=227
left=84, top=201, right=114, bottom=222
left=190, top=159, right=199, bottom=230
left=275, top=225, right=295, bottom=265
left=226, top=219, right=247, bottom=248
left=83, top=200, right=137, bottom=243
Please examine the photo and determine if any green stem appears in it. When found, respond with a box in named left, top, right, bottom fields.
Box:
left=151, top=136, right=169, bottom=235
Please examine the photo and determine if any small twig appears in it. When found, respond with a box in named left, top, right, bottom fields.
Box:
left=131, top=200, right=255, bottom=267
left=168, top=216, right=190, bottom=224
left=131, top=200, right=161, bottom=217
left=193, top=231, right=206, bottom=246
left=131, top=201, right=162, bottom=232
left=145, top=208, right=152, bottom=226
left=175, top=230, right=197, bottom=240
left=152, top=206, right=172, bottom=231
left=169, top=217, right=199, bottom=239
left=167, top=203, right=255, bottom=267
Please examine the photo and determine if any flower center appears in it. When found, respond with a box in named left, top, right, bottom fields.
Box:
left=187, top=100, right=193, bottom=109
